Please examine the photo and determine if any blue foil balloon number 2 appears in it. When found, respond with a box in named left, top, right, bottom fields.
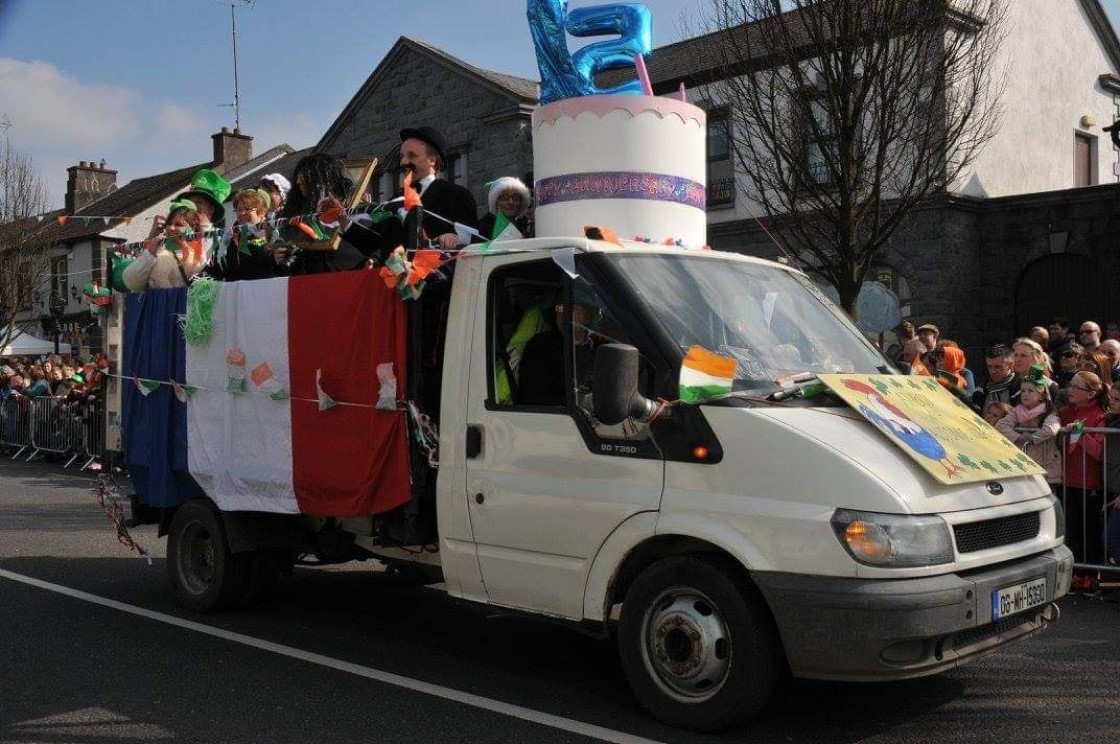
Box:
left=528, top=0, right=653, bottom=104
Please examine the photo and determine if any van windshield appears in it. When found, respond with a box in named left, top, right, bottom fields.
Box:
left=608, top=253, right=888, bottom=389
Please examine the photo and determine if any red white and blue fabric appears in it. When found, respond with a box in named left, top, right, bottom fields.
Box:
left=123, top=271, right=410, bottom=516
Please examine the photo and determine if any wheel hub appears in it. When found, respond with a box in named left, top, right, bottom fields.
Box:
left=179, top=522, right=217, bottom=594
left=644, top=591, right=731, bottom=700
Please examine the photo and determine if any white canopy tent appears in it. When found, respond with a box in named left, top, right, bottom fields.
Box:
left=1, top=334, right=72, bottom=357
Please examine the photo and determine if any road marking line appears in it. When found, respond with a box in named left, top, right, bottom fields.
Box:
left=0, top=568, right=663, bottom=744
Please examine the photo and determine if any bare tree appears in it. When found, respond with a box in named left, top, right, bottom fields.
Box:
left=0, top=134, right=53, bottom=351
left=700, top=0, right=1007, bottom=312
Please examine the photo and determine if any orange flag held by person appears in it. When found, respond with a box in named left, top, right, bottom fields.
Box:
left=402, top=171, right=422, bottom=212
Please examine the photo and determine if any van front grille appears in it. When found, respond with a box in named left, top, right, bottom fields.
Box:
left=953, top=511, right=1040, bottom=554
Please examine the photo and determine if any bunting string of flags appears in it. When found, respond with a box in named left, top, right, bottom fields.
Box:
left=114, top=368, right=403, bottom=413
left=98, top=198, right=438, bottom=257
left=118, top=365, right=440, bottom=468
left=47, top=214, right=136, bottom=227
left=58, top=240, right=559, bottom=283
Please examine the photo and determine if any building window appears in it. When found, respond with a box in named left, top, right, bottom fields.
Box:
left=1075, top=132, right=1096, bottom=187
left=51, top=255, right=68, bottom=304
left=445, top=150, right=468, bottom=187
left=707, top=109, right=735, bottom=208
left=804, top=94, right=837, bottom=186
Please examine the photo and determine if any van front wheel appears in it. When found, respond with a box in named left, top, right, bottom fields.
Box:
left=617, top=556, right=779, bottom=732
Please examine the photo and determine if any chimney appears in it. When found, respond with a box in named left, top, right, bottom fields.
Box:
left=65, top=160, right=117, bottom=214
left=212, top=127, right=253, bottom=170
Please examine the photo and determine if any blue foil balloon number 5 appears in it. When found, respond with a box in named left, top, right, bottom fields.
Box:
left=528, top=0, right=653, bottom=105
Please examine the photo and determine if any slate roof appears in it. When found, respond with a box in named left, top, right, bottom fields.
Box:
left=27, top=142, right=299, bottom=248
left=602, top=0, right=1120, bottom=91
left=597, top=5, right=813, bottom=92
left=0, top=208, right=64, bottom=249
left=408, top=38, right=539, bottom=102
left=318, top=36, right=539, bottom=150
left=38, top=161, right=208, bottom=246
left=228, top=146, right=315, bottom=192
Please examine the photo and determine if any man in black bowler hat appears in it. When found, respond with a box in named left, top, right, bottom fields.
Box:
left=335, top=126, right=479, bottom=257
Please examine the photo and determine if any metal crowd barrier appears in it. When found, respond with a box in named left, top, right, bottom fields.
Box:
left=26, top=396, right=82, bottom=463
left=1052, top=426, right=1120, bottom=577
left=0, top=395, right=33, bottom=459
left=76, top=398, right=105, bottom=470
left=19, top=396, right=103, bottom=469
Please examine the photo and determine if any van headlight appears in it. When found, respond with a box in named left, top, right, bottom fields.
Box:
left=831, top=509, right=954, bottom=567
left=1045, top=494, right=1065, bottom=539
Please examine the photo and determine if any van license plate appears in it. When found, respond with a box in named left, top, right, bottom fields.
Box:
left=991, top=577, right=1047, bottom=620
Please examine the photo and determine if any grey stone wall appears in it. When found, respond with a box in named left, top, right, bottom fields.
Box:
left=319, top=47, right=534, bottom=216
left=977, top=184, right=1120, bottom=332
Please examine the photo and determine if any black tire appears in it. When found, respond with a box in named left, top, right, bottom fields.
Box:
left=617, top=556, right=781, bottom=732
left=166, top=499, right=250, bottom=612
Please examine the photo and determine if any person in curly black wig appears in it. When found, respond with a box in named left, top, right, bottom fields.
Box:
left=277, top=153, right=370, bottom=275
left=281, top=153, right=354, bottom=220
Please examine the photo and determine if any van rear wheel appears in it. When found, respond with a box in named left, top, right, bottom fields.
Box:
left=618, top=556, right=780, bottom=732
left=167, top=499, right=249, bottom=612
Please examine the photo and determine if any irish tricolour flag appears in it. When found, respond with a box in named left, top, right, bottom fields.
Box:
left=123, top=271, right=411, bottom=517
left=679, top=345, right=736, bottom=403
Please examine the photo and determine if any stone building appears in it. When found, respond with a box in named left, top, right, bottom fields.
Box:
left=629, top=0, right=1120, bottom=360
left=317, top=37, right=538, bottom=217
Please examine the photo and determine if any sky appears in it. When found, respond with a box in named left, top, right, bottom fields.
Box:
left=0, top=0, right=705, bottom=207
left=2, top=0, right=1120, bottom=208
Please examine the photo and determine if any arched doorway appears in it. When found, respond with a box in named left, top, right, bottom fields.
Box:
left=1015, top=254, right=1110, bottom=333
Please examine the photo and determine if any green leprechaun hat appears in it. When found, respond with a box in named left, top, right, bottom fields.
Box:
left=176, top=169, right=232, bottom=223
left=1025, top=363, right=1053, bottom=390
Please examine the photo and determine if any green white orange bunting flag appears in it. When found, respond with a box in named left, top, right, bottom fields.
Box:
left=134, top=377, right=161, bottom=396
left=171, top=380, right=197, bottom=403
left=679, top=346, right=736, bottom=403
left=252, top=361, right=289, bottom=400
left=483, top=212, right=521, bottom=251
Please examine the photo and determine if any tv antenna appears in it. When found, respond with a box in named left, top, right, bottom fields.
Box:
left=216, top=0, right=257, bottom=129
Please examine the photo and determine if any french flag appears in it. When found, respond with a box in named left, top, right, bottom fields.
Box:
left=123, top=271, right=411, bottom=516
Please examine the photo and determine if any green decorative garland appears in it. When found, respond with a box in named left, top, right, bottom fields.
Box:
left=180, top=277, right=222, bottom=346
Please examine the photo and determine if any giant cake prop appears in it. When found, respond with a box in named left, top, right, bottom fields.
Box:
left=533, top=96, right=706, bottom=246
left=528, top=0, right=708, bottom=247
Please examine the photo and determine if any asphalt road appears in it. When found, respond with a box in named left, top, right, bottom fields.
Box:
left=1, top=456, right=1118, bottom=744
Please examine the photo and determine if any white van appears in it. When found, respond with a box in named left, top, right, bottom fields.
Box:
left=154, top=238, right=1072, bottom=732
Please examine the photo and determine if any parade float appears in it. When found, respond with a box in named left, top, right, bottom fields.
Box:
left=110, top=1, right=1071, bottom=732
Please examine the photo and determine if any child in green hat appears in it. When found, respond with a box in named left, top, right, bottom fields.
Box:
left=994, top=364, right=1061, bottom=486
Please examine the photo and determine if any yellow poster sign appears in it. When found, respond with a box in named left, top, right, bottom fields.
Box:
left=820, top=374, right=1045, bottom=485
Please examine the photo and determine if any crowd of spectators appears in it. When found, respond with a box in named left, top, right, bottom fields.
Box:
left=1, top=352, right=108, bottom=464
left=1, top=353, right=106, bottom=405
left=887, top=317, right=1120, bottom=572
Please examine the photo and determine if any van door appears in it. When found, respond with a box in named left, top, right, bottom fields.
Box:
left=463, top=255, right=664, bottom=619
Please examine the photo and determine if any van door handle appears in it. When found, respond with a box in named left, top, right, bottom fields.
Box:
left=466, top=424, right=483, bottom=459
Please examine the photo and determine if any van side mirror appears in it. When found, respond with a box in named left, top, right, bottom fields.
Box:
left=593, top=344, right=657, bottom=425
